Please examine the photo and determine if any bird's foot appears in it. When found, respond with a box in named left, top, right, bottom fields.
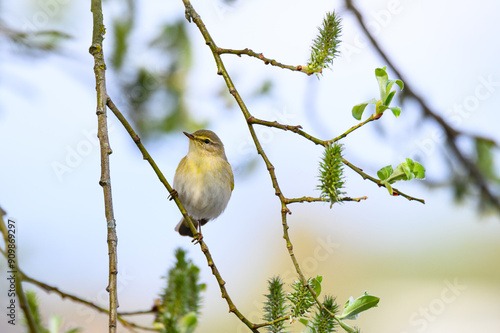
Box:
left=168, top=189, right=178, bottom=201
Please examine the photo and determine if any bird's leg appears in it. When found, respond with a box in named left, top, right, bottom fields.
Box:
left=168, top=189, right=178, bottom=201
left=192, top=221, right=204, bottom=244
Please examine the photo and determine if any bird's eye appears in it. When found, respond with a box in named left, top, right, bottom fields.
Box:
left=204, top=139, right=210, bottom=144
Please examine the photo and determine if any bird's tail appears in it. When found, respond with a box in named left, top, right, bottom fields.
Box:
left=175, top=218, right=198, bottom=237
left=175, top=218, right=209, bottom=237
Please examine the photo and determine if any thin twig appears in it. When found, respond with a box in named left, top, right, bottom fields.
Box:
left=285, top=196, right=327, bottom=204
left=216, top=47, right=318, bottom=75
left=247, top=116, right=326, bottom=145
left=285, top=196, right=367, bottom=204
left=332, top=112, right=382, bottom=142
left=253, top=315, right=290, bottom=329
left=89, top=1, right=119, bottom=331
left=118, top=309, right=155, bottom=316
left=342, top=158, right=425, bottom=203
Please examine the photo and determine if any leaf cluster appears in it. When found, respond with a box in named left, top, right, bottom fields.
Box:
left=377, top=158, right=425, bottom=195
left=352, top=67, right=403, bottom=120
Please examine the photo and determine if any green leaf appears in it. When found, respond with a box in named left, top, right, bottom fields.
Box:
left=384, top=90, right=396, bottom=106
left=377, top=165, right=393, bottom=181
left=352, top=103, right=369, bottom=120
left=395, top=79, right=404, bottom=90
left=410, top=159, right=425, bottom=179
left=375, top=103, right=390, bottom=115
left=352, top=98, right=377, bottom=120
left=179, top=312, right=198, bottom=333
left=375, top=67, right=389, bottom=101
left=311, top=276, right=323, bottom=297
left=339, top=292, right=380, bottom=320
left=299, top=318, right=310, bottom=327
left=337, top=319, right=357, bottom=333
left=385, top=79, right=403, bottom=98
left=390, top=106, right=401, bottom=117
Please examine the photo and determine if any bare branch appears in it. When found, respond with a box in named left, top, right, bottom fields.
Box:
left=89, top=1, right=119, bottom=331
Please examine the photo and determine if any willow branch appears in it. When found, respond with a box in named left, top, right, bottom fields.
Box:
left=89, top=1, right=119, bottom=331
left=253, top=315, right=290, bottom=329
left=285, top=196, right=367, bottom=204
left=332, top=112, right=382, bottom=142
left=344, top=0, right=500, bottom=212
left=118, top=309, right=155, bottom=316
left=216, top=47, right=318, bottom=75
left=247, top=116, right=326, bottom=145
left=342, top=157, right=425, bottom=203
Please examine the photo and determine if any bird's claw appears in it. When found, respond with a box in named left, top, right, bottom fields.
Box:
left=168, top=189, right=178, bottom=201
left=192, top=233, right=203, bottom=245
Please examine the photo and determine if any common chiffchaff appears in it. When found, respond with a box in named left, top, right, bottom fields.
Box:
left=173, top=130, right=234, bottom=237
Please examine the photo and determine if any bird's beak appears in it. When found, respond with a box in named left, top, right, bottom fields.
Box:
left=183, top=131, right=195, bottom=140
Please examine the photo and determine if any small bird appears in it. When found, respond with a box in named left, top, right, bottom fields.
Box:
left=173, top=130, right=234, bottom=237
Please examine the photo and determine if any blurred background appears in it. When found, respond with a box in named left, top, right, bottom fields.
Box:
left=1, top=0, right=499, bottom=332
